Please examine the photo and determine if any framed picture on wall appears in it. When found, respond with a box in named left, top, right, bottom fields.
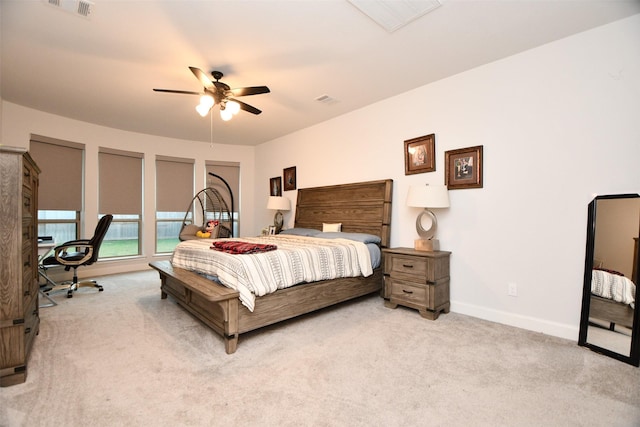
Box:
left=270, top=176, right=282, bottom=196
left=444, top=145, right=483, bottom=189
left=283, top=166, right=297, bottom=191
left=404, top=134, right=435, bottom=175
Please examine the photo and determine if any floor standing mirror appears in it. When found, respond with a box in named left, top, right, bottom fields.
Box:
left=578, top=193, right=640, bottom=366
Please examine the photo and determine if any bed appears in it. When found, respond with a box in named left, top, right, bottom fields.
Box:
left=589, top=268, right=636, bottom=329
left=149, top=179, right=393, bottom=354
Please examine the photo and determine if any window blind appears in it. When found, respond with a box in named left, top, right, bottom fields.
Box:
left=156, top=155, right=194, bottom=212
left=99, top=148, right=143, bottom=215
left=29, top=134, right=84, bottom=211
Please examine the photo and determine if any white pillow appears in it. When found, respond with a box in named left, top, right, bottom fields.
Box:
left=322, top=223, right=342, bottom=232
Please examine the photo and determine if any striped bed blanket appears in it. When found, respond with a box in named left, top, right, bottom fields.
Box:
left=171, top=235, right=374, bottom=312
left=591, top=269, right=636, bottom=308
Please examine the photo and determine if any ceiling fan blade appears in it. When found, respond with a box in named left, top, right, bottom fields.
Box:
left=231, top=99, right=262, bottom=115
left=230, top=86, right=271, bottom=97
left=153, top=88, right=201, bottom=95
left=189, top=66, right=213, bottom=89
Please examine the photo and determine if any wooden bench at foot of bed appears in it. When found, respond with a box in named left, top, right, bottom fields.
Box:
left=150, top=261, right=240, bottom=353
left=149, top=260, right=383, bottom=354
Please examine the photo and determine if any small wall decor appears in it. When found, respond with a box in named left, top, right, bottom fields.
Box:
left=404, top=134, right=435, bottom=175
left=283, top=166, right=297, bottom=191
left=444, top=145, right=483, bottom=189
left=270, top=177, right=282, bottom=196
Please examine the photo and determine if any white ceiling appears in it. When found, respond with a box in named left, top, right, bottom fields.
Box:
left=2, top=1, right=639, bottom=146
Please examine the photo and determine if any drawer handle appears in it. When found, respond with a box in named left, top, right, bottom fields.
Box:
left=24, top=260, right=31, bottom=268
left=24, top=170, right=31, bottom=178
left=402, top=289, right=414, bottom=294
left=402, top=264, right=414, bottom=269
left=25, top=327, right=31, bottom=334
left=24, top=290, right=31, bottom=296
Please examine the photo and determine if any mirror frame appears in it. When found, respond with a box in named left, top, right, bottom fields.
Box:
left=578, top=193, right=640, bottom=366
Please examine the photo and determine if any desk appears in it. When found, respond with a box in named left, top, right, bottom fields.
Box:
left=38, top=240, right=55, bottom=256
left=38, top=240, right=58, bottom=307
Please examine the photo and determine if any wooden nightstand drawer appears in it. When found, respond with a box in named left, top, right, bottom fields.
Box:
left=388, top=278, right=428, bottom=307
left=384, top=248, right=450, bottom=283
left=388, top=255, right=429, bottom=278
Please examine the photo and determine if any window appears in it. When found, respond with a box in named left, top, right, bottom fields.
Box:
left=37, top=210, right=80, bottom=243
left=99, top=148, right=143, bottom=258
left=29, top=135, right=84, bottom=244
left=155, top=156, right=194, bottom=253
left=206, top=161, right=240, bottom=236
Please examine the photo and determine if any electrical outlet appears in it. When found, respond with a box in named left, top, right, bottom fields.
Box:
left=508, top=283, right=518, bottom=297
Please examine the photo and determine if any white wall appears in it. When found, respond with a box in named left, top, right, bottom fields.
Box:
left=1, top=103, right=257, bottom=276
left=255, top=15, right=640, bottom=340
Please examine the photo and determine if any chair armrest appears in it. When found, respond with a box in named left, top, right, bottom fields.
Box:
left=54, top=244, right=94, bottom=266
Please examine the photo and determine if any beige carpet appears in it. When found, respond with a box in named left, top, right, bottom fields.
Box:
left=1, top=270, right=640, bottom=426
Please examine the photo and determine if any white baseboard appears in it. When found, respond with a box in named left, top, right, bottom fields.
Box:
left=451, top=300, right=579, bottom=342
left=42, top=255, right=170, bottom=283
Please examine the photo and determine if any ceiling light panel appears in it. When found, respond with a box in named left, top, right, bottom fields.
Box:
left=348, top=0, right=442, bottom=32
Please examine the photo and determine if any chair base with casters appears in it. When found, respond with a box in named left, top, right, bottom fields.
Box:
left=41, top=214, right=113, bottom=299
left=46, top=269, right=104, bottom=298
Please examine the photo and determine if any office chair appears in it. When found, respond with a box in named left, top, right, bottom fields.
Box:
left=42, top=214, right=113, bottom=298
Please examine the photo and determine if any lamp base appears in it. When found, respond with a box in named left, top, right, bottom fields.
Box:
left=274, top=211, right=284, bottom=234
left=414, top=238, right=439, bottom=251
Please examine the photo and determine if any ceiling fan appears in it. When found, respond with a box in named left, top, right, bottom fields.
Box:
left=153, top=67, right=270, bottom=121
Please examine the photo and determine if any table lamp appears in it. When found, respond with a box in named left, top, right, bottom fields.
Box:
left=406, top=184, right=450, bottom=251
left=267, top=196, right=291, bottom=233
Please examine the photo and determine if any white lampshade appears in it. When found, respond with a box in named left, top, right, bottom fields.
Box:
left=406, top=184, right=450, bottom=208
left=267, top=196, right=290, bottom=211
left=267, top=196, right=290, bottom=234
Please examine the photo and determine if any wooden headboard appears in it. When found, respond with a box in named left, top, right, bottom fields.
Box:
left=294, top=179, right=393, bottom=248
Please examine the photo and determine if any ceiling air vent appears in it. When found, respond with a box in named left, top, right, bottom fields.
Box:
left=315, top=94, right=339, bottom=105
left=46, top=0, right=94, bottom=18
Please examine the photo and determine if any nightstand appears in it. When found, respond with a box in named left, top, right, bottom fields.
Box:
left=382, top=247, right=451, bottom=320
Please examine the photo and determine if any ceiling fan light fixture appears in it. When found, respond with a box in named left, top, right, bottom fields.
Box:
left=226, top=100, right=240, bottom=115
left=200, top=95, right=214, bottom=109
left=220, top=108, right=233, bottom=121
left=155, top=67, right=269, bottom=120
left=196, top=103, right=210, bottom=117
